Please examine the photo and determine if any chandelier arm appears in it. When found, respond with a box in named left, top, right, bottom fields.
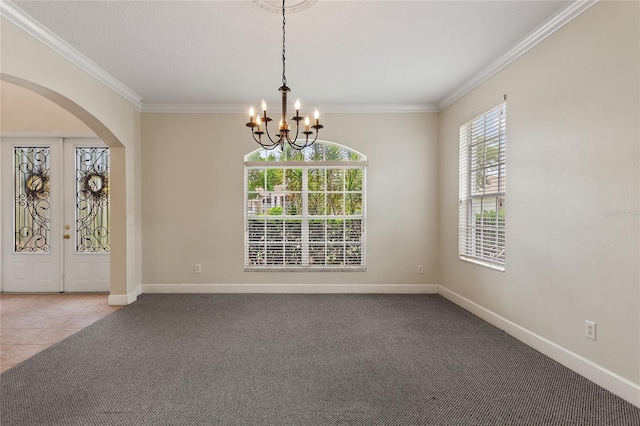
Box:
left=289, top=129, right=315, bottom=150
left=251, top=127, right=282, bottom=150
left=288, top=138, right=308, bottom=150
left=262, top=121, right=285, bottom=147
left=287, top=137, right=304, bottom=150
left=289, top=120, right=301, bottom=145
left=250, top=129, right=270, bottom=148
left=308, top=131, right=319, bottom=147
left=262, top=142, right=282, bottom=151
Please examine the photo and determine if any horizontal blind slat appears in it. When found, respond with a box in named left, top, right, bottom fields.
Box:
left=245, top=147, right=366, bottom=269
left=459, top=102, right=506, bottom=267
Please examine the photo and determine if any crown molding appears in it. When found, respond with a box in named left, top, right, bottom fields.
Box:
left=437, top=0, right=600, bottom=111
left=0, top=132, right=97, bottom=139
left=0, top=0, right=144, bottom=111
left=141, top=104, right=247, bottom=114
left=2, top=0, right=599, bottom=115
left=141, top=103, right=439, bottom=114
left=314, top=104, right=440, bottom=114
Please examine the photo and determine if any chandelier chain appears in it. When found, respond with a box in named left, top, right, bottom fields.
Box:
left=281, top=0, right=287, bottom=86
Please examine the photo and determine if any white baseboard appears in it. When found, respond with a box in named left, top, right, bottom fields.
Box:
left=438, top=285, right=640, bottom=408
left=142, top=283, right=438, bottom=294
left=108, top=289, right=138, bottom=305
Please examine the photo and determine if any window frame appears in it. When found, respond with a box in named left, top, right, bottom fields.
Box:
left=244, top=142, right=367, bottom=272
left=458, top=100, right=507, bottom=271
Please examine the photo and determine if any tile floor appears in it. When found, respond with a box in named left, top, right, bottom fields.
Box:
left=0, top=294, right=121, bottom=372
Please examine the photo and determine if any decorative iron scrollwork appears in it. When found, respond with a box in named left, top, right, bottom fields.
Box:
left=14, top=147, right=51, bottom=252
left=76, top=147, right=110, bottom=253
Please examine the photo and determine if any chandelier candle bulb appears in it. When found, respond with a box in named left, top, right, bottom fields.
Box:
left=261, top=99, right=267, bottom=113
left=249, top=106, right=255, bottom=124
left=305, top=116, right=310, bottom=131
left=314, top=109, right=320, bottom=126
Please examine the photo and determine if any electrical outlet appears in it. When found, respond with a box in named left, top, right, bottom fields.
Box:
left=585, top=320, right=596, bottom=340
left=194, top=264, right=202, bottom=274
left=418, top=265, right=424, bottom=274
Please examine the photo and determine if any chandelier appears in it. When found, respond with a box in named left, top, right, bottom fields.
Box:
left=246, top=0, right=323, bottom=150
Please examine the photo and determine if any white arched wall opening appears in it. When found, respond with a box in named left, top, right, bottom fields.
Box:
left=1, top=16, right=141, bottom=304
left=1, top=74, right=130, bottom=303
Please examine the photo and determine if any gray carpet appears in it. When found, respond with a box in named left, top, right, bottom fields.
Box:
left=1, top=294, right=639, bottom=425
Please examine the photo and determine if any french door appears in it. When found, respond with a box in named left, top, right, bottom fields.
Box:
left=1, top=137, right=110, bottom=292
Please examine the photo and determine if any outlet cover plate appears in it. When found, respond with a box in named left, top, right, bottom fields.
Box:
left=585, top=320, right=596, bottom=340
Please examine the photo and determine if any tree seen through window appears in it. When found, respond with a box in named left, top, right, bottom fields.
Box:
left=245, top=142, right=366, bottom=269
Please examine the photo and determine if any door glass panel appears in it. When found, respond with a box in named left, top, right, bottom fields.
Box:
left=76, top=147, right=110, bottom=253
left=14, top=147, right=51, bottom=253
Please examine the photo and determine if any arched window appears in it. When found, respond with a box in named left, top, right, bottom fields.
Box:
left=244, top=142, right=367, bottom=270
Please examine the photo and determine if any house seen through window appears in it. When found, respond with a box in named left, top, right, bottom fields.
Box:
left=244, top=142, right=366, bottom=270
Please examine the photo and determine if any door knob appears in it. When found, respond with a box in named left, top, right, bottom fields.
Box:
left=63, top=234, right=71, bottom=239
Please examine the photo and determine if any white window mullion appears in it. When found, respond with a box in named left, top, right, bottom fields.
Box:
left=301, top=167, right=309, bottom=267
left=245, top=142, right=366, bottom=271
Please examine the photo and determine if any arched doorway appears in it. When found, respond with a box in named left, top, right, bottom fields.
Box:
left=1, top=74, right=128, bottom=302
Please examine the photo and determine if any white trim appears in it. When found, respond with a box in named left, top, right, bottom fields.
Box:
left=457, top=95, right=507, bottom=130
left=244, top=161, right=368, bottom=168
left=143, top=283, right=438, bottom=294
left=141, top=104, right=249, bottom=114
left=144, top=0, right=598, bottom=115
left=141, top=103, right=438, bottom=114
left=438, top=285, right=640, bottom=408
left=318, top=104, right=439, bottom=114
left=438, top=0, right=600, bottom=111
left=0, top=1, right=143, bottom=111
left=459, top=256, right=505, bottom=272
left=108, top=290, right=138, bottom=306
left=0, top=132, right=97, bottom=139
left=245, top=139, right=367, bottom=162
left=244, top=267, right=366, bottom=273
left=1, top=0, right=598, bottom=115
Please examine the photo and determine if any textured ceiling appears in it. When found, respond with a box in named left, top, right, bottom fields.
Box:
left=9, top=0, right=572, bottom=111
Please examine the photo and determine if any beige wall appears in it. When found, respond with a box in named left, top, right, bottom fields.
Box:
left=438, top=0, right=639, bottom=387
left=141, top=112, right=439, bottom=288
left=0, top=81, right=92, bottom=133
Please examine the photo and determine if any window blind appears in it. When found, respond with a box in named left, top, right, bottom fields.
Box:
left=459, top=102, right=506, bottom=268
left=244, top=143, right=366, bottom=271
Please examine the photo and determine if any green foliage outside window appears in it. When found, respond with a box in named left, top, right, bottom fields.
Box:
left=475, top=209, right=505, bottom=222
left=473, top=138, right=500, bottom=193
left=245, top=142, right=365, bottom=268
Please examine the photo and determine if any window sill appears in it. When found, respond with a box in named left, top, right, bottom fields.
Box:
left=459, top=256, right=505, bottom=272
left=245, top=267, right=366, bottom=272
